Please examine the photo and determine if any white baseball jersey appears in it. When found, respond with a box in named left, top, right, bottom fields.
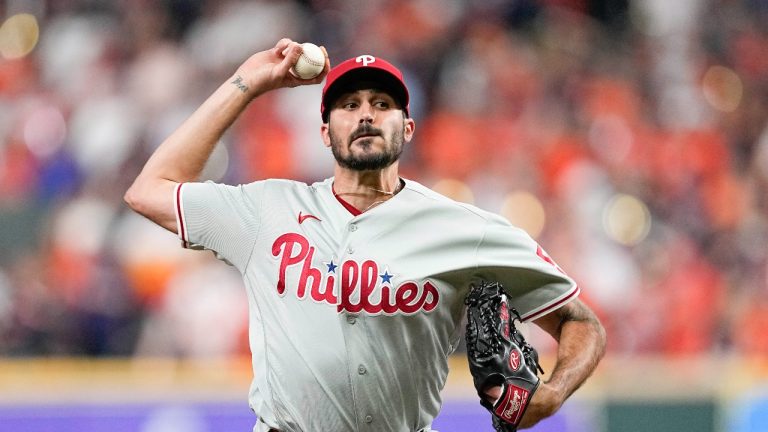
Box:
left=174, top=177, right=579, bottom=432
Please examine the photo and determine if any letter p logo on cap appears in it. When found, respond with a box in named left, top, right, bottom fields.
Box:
left=356, top=55, right=376, bottom=66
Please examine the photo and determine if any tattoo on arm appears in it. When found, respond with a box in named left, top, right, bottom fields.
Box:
left=231, top=75, right=249, bottom=93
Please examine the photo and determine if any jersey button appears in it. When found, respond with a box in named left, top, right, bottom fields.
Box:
left=358, top=365, right=367, bottom=375
left=346, top=315, right=356, bottom=324
left=349, top=224, right=358, bottom=232
left=347, top=247, right=354, bottom=254
left=364, top=415, right=373, bottom=423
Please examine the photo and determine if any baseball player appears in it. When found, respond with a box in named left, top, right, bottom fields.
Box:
left=125, top=38, right=606, bottom=432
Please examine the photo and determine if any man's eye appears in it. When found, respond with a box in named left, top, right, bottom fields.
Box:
left=343, top=102, right=358, bottom=109
left=374, top=101, right=390, bottom=109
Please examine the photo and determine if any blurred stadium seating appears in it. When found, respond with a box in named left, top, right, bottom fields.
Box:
left=1, top=0, right=768, bottom=431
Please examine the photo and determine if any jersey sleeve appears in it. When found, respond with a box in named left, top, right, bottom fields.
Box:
left=174, top=181, right=263, bottom=272
left=474, top=214, right=579, bottom=322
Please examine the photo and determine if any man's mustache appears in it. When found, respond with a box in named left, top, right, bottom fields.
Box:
left=350, top=124, right=383, bottom=142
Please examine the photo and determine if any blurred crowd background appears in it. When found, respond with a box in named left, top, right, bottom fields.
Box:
left=1, top=0, right=767, bottom=360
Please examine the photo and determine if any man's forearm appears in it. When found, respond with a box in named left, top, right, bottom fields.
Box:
left=544, top=300, right=606, bottom=400
left=512, top=299, right=606, bottom=429
left=124, top=39, right=327, bottom=233
left=136, top=74, right=253, bottom=184
left=123, top=75, right=255, bottom=231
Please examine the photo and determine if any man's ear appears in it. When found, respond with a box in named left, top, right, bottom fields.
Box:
left=320, top=122, right=331, bottom=148
left=403, top=117, right=416, bottom=143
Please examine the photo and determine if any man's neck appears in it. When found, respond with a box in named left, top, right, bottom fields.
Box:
left=332, top=164, right=402, bottom=213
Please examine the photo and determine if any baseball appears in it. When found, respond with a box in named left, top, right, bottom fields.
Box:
left=291, top=42, right=326, bottom=79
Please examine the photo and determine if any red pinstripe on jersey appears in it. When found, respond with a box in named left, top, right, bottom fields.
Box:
left=175, top=183, right=189, bottom=248
left=520, top=284, right=580, bottom=322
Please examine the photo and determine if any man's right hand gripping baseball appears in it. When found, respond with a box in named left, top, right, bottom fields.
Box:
left=124, top=39, right=330, bottom=231
left=235, top=38, right=329, bottom=97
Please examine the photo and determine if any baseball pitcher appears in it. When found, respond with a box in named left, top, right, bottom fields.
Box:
left=125, top=38, right=606, bottom=432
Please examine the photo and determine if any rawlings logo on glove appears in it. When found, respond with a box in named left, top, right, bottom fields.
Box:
left=464, top=281, right=544, bottom=432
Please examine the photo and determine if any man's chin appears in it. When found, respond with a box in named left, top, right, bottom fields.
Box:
left=348, top=145, right=386, bottom=161
left=338, top=154, right=395, bottom=171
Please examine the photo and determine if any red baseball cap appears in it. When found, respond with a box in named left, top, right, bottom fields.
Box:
left=321, top=55, right=410, bottom=122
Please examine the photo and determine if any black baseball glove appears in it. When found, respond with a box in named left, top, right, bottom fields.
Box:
left=464, top=281, right=544, bottom=432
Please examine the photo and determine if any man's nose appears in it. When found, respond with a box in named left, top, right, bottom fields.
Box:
left=359, top=103, right=375, bottom=123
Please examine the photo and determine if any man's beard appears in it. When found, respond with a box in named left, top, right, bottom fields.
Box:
left=330, top=122, right=404, bottom=171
